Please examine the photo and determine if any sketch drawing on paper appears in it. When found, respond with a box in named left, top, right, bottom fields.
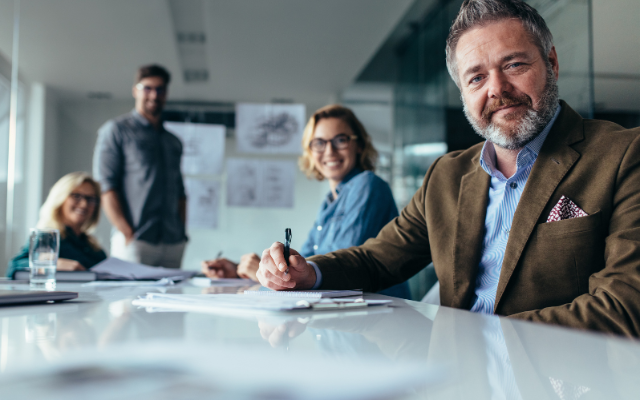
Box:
left=236, top=103, right=306, bottom=154
left=251, top=112, right=299, bottom=148
left=164, top=122, right=225, bottom=175
left=226, top=158, right=295, bottom=208
left=185, top=178, right=220, bottom=229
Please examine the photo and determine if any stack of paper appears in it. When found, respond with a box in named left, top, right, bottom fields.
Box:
left=132, top=293, right=391, bottom=315
left=244, top=289, right=363, bottom=298
left=91, top=258, right=196, bottom=281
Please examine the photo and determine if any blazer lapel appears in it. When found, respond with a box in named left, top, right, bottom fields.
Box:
left=494, top=102, right=584, bottom=311
left=451, top=160, right=491, bottom=309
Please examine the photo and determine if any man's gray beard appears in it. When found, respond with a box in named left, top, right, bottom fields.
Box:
left=462, top=66, right=559, bottom=151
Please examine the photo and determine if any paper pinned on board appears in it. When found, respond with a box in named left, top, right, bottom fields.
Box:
left=235, top=103, right=306, bottom=154
left=164, top=121, right=225, bottom=175
left=185, top=178, right=220, bottom=229
left=226, top=158, right=295, bottom=208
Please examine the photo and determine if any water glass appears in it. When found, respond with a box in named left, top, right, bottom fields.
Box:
left=29, top=229, right=60, bottom=290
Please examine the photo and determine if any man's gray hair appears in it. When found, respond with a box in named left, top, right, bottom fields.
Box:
left=445, top=0, right=554, bottom=87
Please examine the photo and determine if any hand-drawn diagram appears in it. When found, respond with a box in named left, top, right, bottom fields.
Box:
left=235, top=103, right=306, bottom=154
left=185, top=178, right=220, bottom=229
left=164, top=122, right=225, bottom=175
left=226, top=158, right=295, bottom=208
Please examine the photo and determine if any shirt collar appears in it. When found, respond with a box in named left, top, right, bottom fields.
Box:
left=326, top=167, right=363, bottom=202
left=480, top=104, right=562, bottom=179
left=131, top=109, right=156, bottom=128
left=334, top=167, right=363, bottom=196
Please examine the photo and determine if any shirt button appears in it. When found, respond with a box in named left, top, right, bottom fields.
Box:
left=317, top=226, right=322, bottom=231
left=313, top=245, right=318, bottom=250
left=510, top=182, right=518, bottom=189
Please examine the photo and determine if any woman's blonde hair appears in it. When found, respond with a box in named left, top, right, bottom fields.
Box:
left=37, top=172, right=102, bottom=250
left=299, top=104, right=378, bottom=181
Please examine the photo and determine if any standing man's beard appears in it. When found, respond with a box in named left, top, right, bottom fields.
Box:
left=145, top=102, right=163, bottom=117
left=462, top=64, right=559, bottom=151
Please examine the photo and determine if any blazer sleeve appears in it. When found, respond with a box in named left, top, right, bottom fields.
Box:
left=308, top=160, right=440, bottom=292
left=510, top=133, right=640, bottom=336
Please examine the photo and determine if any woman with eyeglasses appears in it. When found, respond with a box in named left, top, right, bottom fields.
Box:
left=7, top=172, right=107, bottom=278
left=202, top=104, right=411, bottom=299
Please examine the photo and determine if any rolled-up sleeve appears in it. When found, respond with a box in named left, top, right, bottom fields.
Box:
left=93, top=121, right=123, bottom=193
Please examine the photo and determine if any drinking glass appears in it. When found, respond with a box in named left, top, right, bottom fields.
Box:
left=29, top=229, right=60, bottom=290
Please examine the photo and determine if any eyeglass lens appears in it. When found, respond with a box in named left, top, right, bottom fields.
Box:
left=310, top=134, right=353, bottom=152
left=70, top=193, right=98, bottom=205
left=136, top=84, right=166, bottom=95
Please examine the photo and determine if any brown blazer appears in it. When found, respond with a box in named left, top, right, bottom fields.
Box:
left=310, top=101, right=640, bottom=337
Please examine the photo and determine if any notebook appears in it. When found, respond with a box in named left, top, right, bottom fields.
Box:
left=13, top=270, right=96, bottom=282
left=243, top=289, right=363, bottom=298
left=0, top=290, right=78, bottom=306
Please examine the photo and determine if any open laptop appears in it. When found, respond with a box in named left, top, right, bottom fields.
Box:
left=0, top=290, right=78, bottom=306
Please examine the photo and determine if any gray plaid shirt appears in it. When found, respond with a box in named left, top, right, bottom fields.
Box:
left=93, top=110, right=187, bottom=244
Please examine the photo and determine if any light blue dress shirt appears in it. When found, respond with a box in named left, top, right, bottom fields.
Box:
left=304, top=168, right=411, bottom=299
left=470, top=105, right=561, bottom=313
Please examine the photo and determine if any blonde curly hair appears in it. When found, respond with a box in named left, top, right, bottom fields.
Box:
left=37, top=172, right=102, bottom=250
left=299, top=104, right=378, bottom=181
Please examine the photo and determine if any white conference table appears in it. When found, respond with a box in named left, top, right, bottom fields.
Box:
left=0, top=280, right=639, bottom=399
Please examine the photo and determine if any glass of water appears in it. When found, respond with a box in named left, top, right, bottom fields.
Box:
left=29, top=229, right=60, bottom=290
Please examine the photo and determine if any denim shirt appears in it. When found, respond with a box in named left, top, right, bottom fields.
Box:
left=301, top=168, right=411, bottom=299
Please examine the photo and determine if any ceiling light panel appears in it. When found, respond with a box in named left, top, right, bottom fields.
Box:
left=169, top=0, right=209, bottom=83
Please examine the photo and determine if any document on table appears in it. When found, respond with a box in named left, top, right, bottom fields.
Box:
left=244, top=289, right=363, bottom=298
left=82, top=278, right=177, bottom=287
left=132, top=293, right=391, bottom=315
left=91, top=258, right=197, bottom=281
left=190, top=277, right=256, bottom=287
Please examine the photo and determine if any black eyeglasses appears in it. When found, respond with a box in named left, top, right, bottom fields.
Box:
left=69, top=193, right=99, bottom=206
left=135, top=83, right=167, bottom=96
left=309, top=134, right=358, bottom=153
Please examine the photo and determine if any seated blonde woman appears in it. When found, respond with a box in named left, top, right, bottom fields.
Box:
left=7, top=172, right=107, bottom=278
left=202, top=104, right=411, bottom=299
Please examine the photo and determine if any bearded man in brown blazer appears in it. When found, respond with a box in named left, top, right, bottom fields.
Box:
left=256, top=0, right=640, bottom=337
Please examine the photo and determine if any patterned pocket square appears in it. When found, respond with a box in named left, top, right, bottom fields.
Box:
left=546, top=195, right=588, bottom=222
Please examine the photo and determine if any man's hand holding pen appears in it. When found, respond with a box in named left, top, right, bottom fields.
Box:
left=257, top=241, right=316, bottom=291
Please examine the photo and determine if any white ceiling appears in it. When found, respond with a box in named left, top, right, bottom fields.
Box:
left=0, top=0, right=414, bottom=105
left=0, top=0, right=637, bottom=111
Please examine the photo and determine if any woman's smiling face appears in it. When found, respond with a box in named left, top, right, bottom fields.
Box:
left=60, top=181, right=98, bottom=232
left=311, top=117, right=360, bottom=186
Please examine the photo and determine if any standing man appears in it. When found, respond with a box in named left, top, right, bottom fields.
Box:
left=257, top=0, right=640, bottom=337
left=93, top=64, right=188, bottom=268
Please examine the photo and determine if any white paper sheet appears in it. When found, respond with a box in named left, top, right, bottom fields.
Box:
left=235, top=103, right=306, bottom=154
left=132, top=293, right=391, bottom=315
left=226, top=158, right=295, bottom=208
left=91, top=258, right=197, bottom=280
left=184, top=178, right=220, bottom=229
left=190, top=277, right=256, bottom=287
left=82, top=278, right=176, bottom=287
left=164, top=121, right=225, bottom=175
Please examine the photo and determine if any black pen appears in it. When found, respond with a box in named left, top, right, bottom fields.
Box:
left=284, top=228, right=292, bottom=275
